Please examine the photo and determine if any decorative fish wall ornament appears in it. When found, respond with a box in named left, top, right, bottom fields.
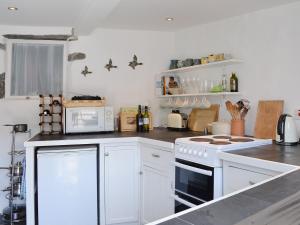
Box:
left=81, top=66, right=92, bottom=77
left=105, top=59, right=118, bottom=71
left=129, top=54, right=143, bottom=69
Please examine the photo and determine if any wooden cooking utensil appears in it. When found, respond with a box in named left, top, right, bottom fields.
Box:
left=254, top=100, right=284, bottom=140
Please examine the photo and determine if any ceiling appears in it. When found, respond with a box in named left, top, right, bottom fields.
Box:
left=0, top=0, right=299, bottom=34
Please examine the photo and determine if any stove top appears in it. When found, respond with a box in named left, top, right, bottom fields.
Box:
left=176, top=135, right=272, bottom=151
left=175, top=135, right=272, bottom=167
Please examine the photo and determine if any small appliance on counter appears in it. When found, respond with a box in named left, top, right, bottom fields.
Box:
left=63, top=95, right=114, bottom=134
left=276, top=114, right=299, bottom=145
left=167, top=110, right=188, bottom=131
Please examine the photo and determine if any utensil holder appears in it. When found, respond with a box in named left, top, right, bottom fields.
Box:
left=231, top=119, right=245, bottom=136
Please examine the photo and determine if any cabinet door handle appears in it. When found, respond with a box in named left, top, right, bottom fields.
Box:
left=104, top=152, right=109, bottom=157
left=249, top=181, right=256, bottom=185
left=152, top=153, right=160, bottom=158
left=139, top=171, right=143, bottom=175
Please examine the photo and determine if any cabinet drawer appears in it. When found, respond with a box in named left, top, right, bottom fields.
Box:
left=141, top=144, right=173, bottom=171
left=223, top=161, right=278, bottom=195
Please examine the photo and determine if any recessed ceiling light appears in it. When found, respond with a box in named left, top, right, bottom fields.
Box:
left=166, top=17, right=174, bottom=21
left=8, top=7, right=18, bottom=11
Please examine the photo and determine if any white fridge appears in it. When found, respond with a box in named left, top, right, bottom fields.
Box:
left=37, top=145, right=98, bottom=225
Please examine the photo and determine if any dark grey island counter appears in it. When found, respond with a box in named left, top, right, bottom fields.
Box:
left=157, top=143, right=300, bottom=225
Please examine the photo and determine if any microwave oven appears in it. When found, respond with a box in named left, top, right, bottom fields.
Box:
left=64, top=107, right=114, bottom=133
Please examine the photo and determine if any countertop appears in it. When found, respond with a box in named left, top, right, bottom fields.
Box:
left=27, top=130, right=300, bottom=225
left=158, top=143, right=300, bottom=225
left=227, top=143, right=300, bottom=166
left=27, top=127, right=202, bottom=144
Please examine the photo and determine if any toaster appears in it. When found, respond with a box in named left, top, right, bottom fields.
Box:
left=167, top=110, right=188, bottom=131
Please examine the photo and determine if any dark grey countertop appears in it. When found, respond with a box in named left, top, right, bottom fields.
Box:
left=159, top=143, right=300, bottom=225
left=28, top=129, right=300, bottom=225
left=161, top=169, right=300, bottom=225
left=27, top=127, right=203, bottom=144
left=227, top=143, right=300, bottom=166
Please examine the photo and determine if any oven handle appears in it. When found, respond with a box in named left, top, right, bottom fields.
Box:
left=172, top=194, right=197, bottom=208
left=174, top=162, right=213, bottom=176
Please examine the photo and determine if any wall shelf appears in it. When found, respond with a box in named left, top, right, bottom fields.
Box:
left=157, top=92, right=241, bottom=98
left=160, top=59, right=243, bottom=74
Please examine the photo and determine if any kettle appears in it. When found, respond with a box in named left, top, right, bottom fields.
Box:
left=276, top=114, right=299, bottom=145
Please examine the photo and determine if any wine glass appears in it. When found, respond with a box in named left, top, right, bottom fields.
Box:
left=180, top=77, right=186, bottom=94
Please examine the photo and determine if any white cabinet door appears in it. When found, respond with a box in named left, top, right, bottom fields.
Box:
left=223, top=161, right=279, bottom=195
left=141, top=165, right=173, bottom=224
left=104, top=144, right=139, bottom=225
left=140, top=144, right=174, bottom=224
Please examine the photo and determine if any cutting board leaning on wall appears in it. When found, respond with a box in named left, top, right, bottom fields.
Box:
left=254, top=100, right=284, bottom=140
left=188, top=105, right=220, bottom=132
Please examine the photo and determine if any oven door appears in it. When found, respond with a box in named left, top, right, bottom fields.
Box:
left=174, top=158, right=214, bottom=213
left=65, top=107, right=105, bottom=133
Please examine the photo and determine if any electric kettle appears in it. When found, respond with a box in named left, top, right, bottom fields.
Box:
left=276, top=114, right=299, bottom=145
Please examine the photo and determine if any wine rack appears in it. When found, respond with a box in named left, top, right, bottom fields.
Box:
left=39, top=95, right=63, bottom=135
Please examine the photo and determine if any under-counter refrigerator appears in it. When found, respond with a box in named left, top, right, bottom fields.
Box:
left=37, top=145, right=98, bottom=225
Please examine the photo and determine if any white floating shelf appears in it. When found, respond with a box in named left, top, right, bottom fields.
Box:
left=157, top=92, right=241, bottom=98
left=161, top=59, right=243, bottom=74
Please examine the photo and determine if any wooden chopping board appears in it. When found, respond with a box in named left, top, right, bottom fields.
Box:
left=188, top=105, right=220, bottom=132
left=254, top=100, right=284, bottom=140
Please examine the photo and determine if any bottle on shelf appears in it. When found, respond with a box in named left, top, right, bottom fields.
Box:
left=136, top=105, right=144, bottom=132
left=221, top=74, right=227, bottom=91
left=230, top=72, right=238, bottom=92
left=143, top=106, right=150, bottom=132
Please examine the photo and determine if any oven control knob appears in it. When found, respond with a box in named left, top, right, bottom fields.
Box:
left=203, top=152, right=208, bottom=158
left=188, top=150, right=192, bottom=154
left=198, top=151, right=203, bottom=157
left=193, top=150, right=197, bottom=155
left=183, top=149, right=187, bottom=153
left=179, top=147, right=184, bottom=153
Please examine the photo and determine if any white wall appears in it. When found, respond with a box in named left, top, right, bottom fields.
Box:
left=0, top=26, right=174, bottom=211
left=173, top=1, right=300, bottom=135
left=67, top=28, right=174, bottom=124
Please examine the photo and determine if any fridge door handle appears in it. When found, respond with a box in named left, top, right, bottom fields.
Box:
left=37, top=148, right=97, bottom=155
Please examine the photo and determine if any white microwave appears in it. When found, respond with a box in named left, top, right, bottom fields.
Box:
left=64, top=107, right=114, bottom=133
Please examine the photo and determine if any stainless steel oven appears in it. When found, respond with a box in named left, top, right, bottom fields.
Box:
left=174, top=158, right=222, bottom=213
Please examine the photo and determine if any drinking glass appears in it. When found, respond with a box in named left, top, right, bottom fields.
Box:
left=180, top=77, right=186, bottom=94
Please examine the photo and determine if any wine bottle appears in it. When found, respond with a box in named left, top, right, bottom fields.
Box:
left=143, top=106, right=150, bottom=132
left=136, top=105, right=144, bottom=132
left=230, top=73, right=238, bottom=92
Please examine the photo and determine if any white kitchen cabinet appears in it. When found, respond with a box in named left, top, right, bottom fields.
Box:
left=140, top=144, right=174, bottom=224
left=223, top=161, right=280, bottom=195
left=104, top=144, right=140, bottom=225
